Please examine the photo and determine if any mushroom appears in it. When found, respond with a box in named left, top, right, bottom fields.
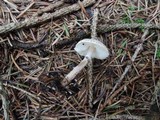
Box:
left=62, top=38, right=109, bottom=86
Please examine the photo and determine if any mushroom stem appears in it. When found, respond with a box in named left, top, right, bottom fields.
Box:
left=62, top=47, right=95, bottom=86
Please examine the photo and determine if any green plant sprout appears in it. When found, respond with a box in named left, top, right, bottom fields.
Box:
left=103, top=101, right=121, bottom=112
left=63, top=22, right=70, bottom=37
left=117, top=40, right=127, bottom=55
left=121, top=6, right=145, bottom=26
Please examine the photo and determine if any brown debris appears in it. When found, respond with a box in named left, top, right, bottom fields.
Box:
left=0, top=0, right=160, bottom=120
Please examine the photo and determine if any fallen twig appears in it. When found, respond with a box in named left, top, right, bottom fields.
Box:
left=10, top=40, right=47, bottom=49
left=8, top=23, right=160, bottom=50
left=80, top=114, right=145, bottom=120
left=8, top=30, right=89, bottom=49
left=108, top=29, right=150, bottom=102
left=88, top=8, right=99, bottom=109
left=97, top=23, right=160, bottom=33
left=0, top=0, right=95, bottom=34
left=33, top=1, right=64, bottom=16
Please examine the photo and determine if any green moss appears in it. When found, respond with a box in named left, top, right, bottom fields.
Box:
left=121, top=15, right=131, bottom=23
left=128, top=6, right=137, bottom=11
left=135, top=18, right=145, bottom=31
left=121, top=6, right=145, bottom=26
left=135, top=18, right=145, bottom=24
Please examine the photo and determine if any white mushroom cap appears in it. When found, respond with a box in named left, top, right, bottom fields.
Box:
left=74, top=38, right=109, bottom=60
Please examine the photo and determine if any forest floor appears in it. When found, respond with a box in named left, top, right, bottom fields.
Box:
left=0, top=0, right=160, bottom=120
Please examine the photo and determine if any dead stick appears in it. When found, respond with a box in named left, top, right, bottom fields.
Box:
left=0, top=0, right=95, bottom=34
left=108, top=29, right=149, bottom=97
left=33, top=1, right=64, bottom=16
left=8, top=23, right=159, bottom=50
left=97, top=23, right=160, bottom=33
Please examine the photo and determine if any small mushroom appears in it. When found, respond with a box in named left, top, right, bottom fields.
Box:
left=62, top=38, right=109, bottom=86
left=74, top=38, right=109, bottom=60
